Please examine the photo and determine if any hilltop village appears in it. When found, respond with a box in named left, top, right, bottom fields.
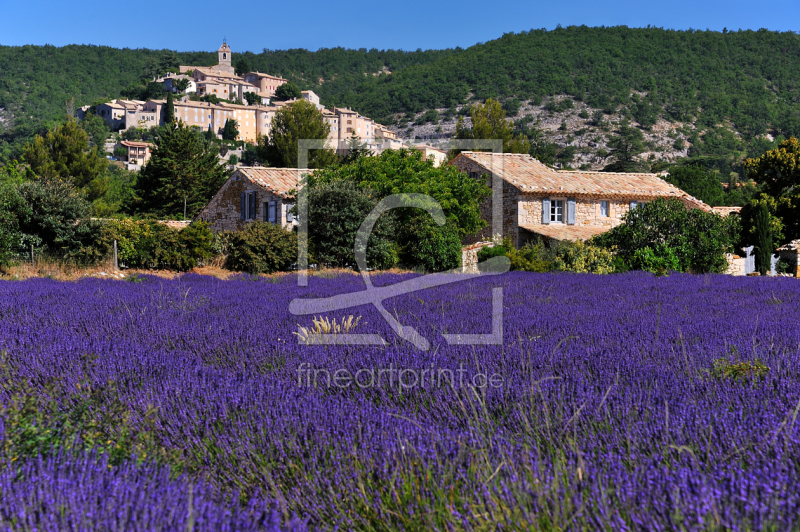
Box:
left=78, top=42, right=403, bottom=156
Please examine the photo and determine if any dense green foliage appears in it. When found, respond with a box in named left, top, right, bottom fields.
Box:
left=591, top=198, right=739, bottom=273
left=0, top=178, right=101, bottom=264
left=5, top=27, right=800, bottom=166
left=310, top=149, right=490, bottom=238
left=133, top=122, right=231, bottom=217
left=258, top=100, right=336, bottom=168
left=273, top=82, right=302, bottom=102
left=96, top=219, right=214, bottom=271
left=305, top=180, right=397, bottom=270
left=398, top=215, right=461, bottom=272
left=223, top=221, right=298, bottom=274
left=453, top=99, right=529, bottom=154
left=478, top=237, right=613, bottom=274
left=22, top=118, right=107, bottom=187
left=665, top=165, right=725, bottom=206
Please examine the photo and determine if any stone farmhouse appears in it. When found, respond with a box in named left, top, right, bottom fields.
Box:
left=449, top=152, right=713, bottom=246
left=198, top=167, right=310, bottom=232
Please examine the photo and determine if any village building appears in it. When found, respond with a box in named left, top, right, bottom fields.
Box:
left=157, top=73, right=196, bottom=94
left=449, top=151, right=711, bottom=247
left=81, top=42, right=394, bottom=150
left=244, top=72, right=288, bottom=96
left=198, top=167, right=311, bottom=232
left=115, top=140, right=155, bottom=168
left=413, top=144, right=447, bottom=167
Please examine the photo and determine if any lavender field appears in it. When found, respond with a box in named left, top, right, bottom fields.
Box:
left=1, top=272, right=800, bottom=531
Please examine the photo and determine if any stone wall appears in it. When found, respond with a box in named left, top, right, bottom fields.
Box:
left=452, top=158, right=520, bottom=246
left=197, top=174, right=286, bottom=232
left=519, top=195, right=639, bottom=228
left=461, top=242, right=493, bottom=273
left=778, top=248, right=800, bottom=277
left=725, top=253, right=746, bottom=276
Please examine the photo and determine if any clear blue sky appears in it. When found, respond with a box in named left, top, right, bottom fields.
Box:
left=2, top=0, right=798, bottom=52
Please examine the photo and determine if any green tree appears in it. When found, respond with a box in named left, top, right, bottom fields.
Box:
left=0, top=181, right=27, bottom=266
left=243, top=92, right=261, bottom=106
left=306, top=180, right=397, bottom=270
left=16, top=179, right=101, bottom=260
left=222, top=119, right=239, bottom=141
left=259, top=100, right=336, bottom=168
left=22, top=119, right=108, bottom=187
left=752, top=202, right=773, bottom=275
left=743, top=137, right=800, bottom=242
left=665, top=165, right=725, bottom=206
left=134, top=122, right=231, bottom=217
left=309, top=148, right=490, bottom=239
left=604, top=122, right=646, bottom=172
left=274, top=82, right=302, bottom=102
left=340, top=132, right=372, bottom=164
left=159, top=51, right=180, bottom=75
left=453, top=99, right=530, bottom=155
left=165, top=92, right=175, bottom=124
left=174, top=78, right=191, bottom=93
left=79, top=114, right=110, bottom=153
left=234, top=58, right=251, bottom=77
left=591, top=198, right=736, bottom=273
left=224, top=221, right=298, bottom=274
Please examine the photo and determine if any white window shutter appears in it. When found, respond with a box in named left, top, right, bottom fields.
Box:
left=630, top=201, right=638, bottom=210
left=567, top=198, right=576, bottom=225
left=542, top=198, right=550, bottom=224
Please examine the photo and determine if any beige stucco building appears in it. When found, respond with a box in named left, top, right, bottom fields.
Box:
left=450, top=152, right=711, bottom=246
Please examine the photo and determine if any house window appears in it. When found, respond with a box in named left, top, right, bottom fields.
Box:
left=241, top=191, right=258, bottom=221
left=265, top=201, right=277, bottom=224
left=550, top=199, right=564, bottom=223
left=600, top=200, right=609, bottom=217
left=630, top=201, right=640, bottom=210
left=285, top=203, right=294, bottom=223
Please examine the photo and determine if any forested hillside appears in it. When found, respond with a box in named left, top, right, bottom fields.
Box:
left=3, top=26, right=800, bottom=168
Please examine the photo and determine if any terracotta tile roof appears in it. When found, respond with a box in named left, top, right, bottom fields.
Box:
left=236, top=167, right=314, bottom=198
left=193, top=67, right=243, bottom=80
left=778, top=239, right=800, bottom=251
left=520, top=223, right=610, bottom=241
left=452, top=152, right=711, bottom=210
left=120, top=141, right=155, bottom=148
left=158, top=220, right=192, bottom=230
left=247, top=72, right=287, bottom=81
left=711, top=206, right=742, bottom=216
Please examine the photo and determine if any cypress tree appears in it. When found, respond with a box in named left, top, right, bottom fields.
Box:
left=754, top=202, right=773, bottom=275
left=165, top=92, right=175, bottom=124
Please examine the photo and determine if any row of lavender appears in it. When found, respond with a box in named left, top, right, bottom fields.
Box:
left=1, top=272, right=799, bottom=530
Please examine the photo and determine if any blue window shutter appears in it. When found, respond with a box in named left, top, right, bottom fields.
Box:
left=567, top=198, right=576, bottom=225
left=240, top=192, right=246, bottom=220
left=249, top=192, right=256, bottom=220
left=268, top=201, right=277, bottom=224
left=542, top=198, right=550, bottom=224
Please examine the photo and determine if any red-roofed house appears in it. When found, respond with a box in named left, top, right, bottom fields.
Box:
left=198, top=167, right=312, bottom=231
left=117, top=140, right=155, bottom=166
left=450, top=152, right=712, bottom=246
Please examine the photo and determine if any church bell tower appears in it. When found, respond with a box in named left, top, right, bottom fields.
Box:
left=217, top=40, right=233, bottom=74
